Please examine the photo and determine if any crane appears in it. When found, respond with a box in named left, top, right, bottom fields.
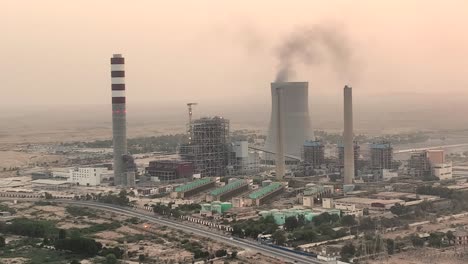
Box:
left=187, top=103, right=198, bottom=143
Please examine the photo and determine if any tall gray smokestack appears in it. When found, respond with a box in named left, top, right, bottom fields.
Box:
left=275, top=87, right=285, bottom=179
left=111, top=54, right=128, bottom=186
left=343, top=85, right=354, bottom=184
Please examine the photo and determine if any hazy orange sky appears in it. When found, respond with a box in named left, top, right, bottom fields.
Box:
left=3, top=0, right=468, bottom=107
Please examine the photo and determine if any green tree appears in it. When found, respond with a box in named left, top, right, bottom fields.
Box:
left=386, top=239, right=395, bottom=255
left=411, top=235, right=425, bottom=247
left=272, top=230, right=287, bottom=246
left=231, top=251, right=238, bottom=259
left=447, top=231, right=455, bottom=244
left=70, top=260, right=80, bottom=264
left=59, top=229, right=67, bottom=240
left=284, top=216, right=299, bottom=231
left=215, top=249, right=227, bottom=257
left=340, top=215, right=357, bottom=227
left=340, top=243, right=356, bottom=262
left=429, top=232, right=443, bottom=248
left=390, top=203, right=410, bottom=216
left=138, top=254, right=146, bottom=263
left=106, top=254, right=118, bottom=264
left=0, top=236, right=5, bottom=248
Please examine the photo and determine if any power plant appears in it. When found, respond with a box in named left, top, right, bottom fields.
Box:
left=110, top=54, right=134, bottom=186
left=264, top=82, right=313, bottom=178
left=343, top=85, right=354, bottom=185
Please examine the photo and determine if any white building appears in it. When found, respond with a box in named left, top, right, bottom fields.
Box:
left=382, top=169, right=399, bottom=181
left=68, top=167, right=108, bottom=186
left=433, top=162, right=453, bottom=180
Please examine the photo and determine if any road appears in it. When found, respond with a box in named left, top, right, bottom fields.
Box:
left=1, top=197, right=323, bottom=264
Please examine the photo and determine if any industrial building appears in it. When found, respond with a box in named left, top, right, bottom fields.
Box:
left=229, top=141, right=260, bottom=175
left=302, top=140, right=325, bottom=168
left=264, top=82, right=313, bottom=178
left=171, top=178, right=216, bottom=198
left=110, top=54, right=134, bottom=187
left=408, top=149, right=452, bottom=180
left=248, top=182, right=284, bottom=206
left=302, top=184, right=334, bottom=207
left=69, top=167, right=108, bottom=186
left=259, top=208, right=340, bottom=225
left=206, top=180, right=249, bottom=202
left=408, top=151, right=432, bottom=177
left=31, top=179, right=72, bottom=191
left=180, top=117, right=229, bottom=177
left=145, top=160, right=193, bottom=182
left=370, top=142, right=393, bottom=170
left=200, top=201, right=233, bottom=216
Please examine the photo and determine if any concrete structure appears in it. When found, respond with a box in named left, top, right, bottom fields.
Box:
left=200, top=201, right=233, bottom=216
left=338, top=142, right=360, bottom=173
left=381, top=169, right=399, bottom=181
left=370, top=142, right=393, bottom=170
left=146, top=160, right=193, bottom=182
left=180, top=117, right=229, bottom=177
left=408, top=151, right=431, bottom=178
left=248, top=182, right=284, bottom=205
left=433, top=161, right=453, bottom=180
left=110, top=54, right=132, bottom=186
left=259, top=208, right=340, bottom=225
left=206, top=180, right=249, bottom=202
left=426, top=150, right=445, bottom=164
left=454, top=229, right=468, bottom=245
left=303, top=140, right=325, bottom=168
left=31, top=179, right=72, bottom=191
left=171, top=178, right=217, bottom=198
left=230, top=141, right=260, bottom=175
left=264, top=82, right=313, bottom=174
left=334, top=197, right=404, bottom=211
left=69, top=167, right=107, bottom=186
left=343, top=86, right=354, bottom=184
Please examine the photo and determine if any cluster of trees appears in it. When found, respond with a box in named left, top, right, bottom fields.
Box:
left=97, top=190, right=130, bottom=206
left=65, top=206, right=97, bottom=217
left=411, top=231, right=454, bottom=248
left=231, top=215, right=278, bottom=239
left=416, top=186, right=453, bottom=198
left=0, top=204, right=16, bottom=214
left=55, top=237, right=103, bottom=256
left=151, top=203, right=181, bottom=218
left=0, top=218, right=56, bottom=238
left=73, top=134, right=189, bottom=154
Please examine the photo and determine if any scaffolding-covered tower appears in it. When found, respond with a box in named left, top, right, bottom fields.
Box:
left=302, top=140, right=325, bottom=169
left=180, top=117, right=229, bottom=177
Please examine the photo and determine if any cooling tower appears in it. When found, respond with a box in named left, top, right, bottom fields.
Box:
left=264, top=82, right=313, bottom=159
left=110, top=54, right=128, bottom=186
left=343, top=85, right=354, bottom=184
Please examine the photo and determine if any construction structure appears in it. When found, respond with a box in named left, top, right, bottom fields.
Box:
left=146, top=160, right=193, bottom=182
left=343, top=85, right=354, bottom=184
left=110, top=54, right=133, bottom=186
left=180, top=117, right=229, bottom=177
left=248, top=182, right=284, bottom=206
left=264, top=82, right=313, bottom=178
left=206, top=180, right=249, bottom=202
left=171, top=178, right=216, bottom=199
left=302, top=140, right=325, bottom=169
left=187, top=103, right=198, bottom=144
left=370, top=142, right=393, bottom=170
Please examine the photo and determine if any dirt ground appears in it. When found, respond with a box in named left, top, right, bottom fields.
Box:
left=370, top=247, right=468, bottom=264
